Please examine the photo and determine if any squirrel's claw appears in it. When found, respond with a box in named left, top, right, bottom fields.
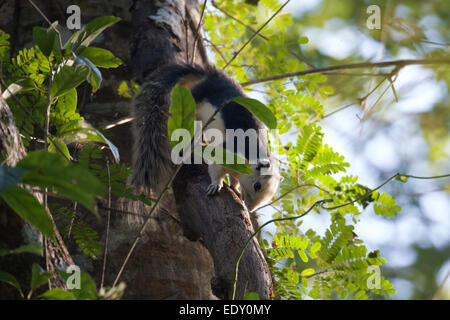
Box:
left=206, top=183, right=221, bottom=195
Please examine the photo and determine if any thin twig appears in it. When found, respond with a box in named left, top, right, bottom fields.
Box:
left=185, top=7, right=209, bottom=66
left=184, top=9, right=190, bottom=64
left=204, top=38, right=228, bottom=63
left=102, top=116, right=134, bottom=130
left=42, top=57, right=53, bottom=288
left=318, top=76, right=388, bottom=123
left=223, top=0, right=290, bottom=70
left=212, top=1, right=314, bottom=68
left=323, top=173, right=450, bottom=211
left=191, top=0, right=207, bottom=65
left=212, top=1, right=268, bottom=41
left=421, top=39, right=449, bottom=47
left=27, top=0, right=63, bottom=49
left=320, top=101, right=357, bottom=121
left=360, top=0, right=390, bottom=119
left=255, top=183, right=331, bottom=212
left=360, top=72, right=399, bottom=122
left=100, top=160, right=112, bottom=290
left=323, top=71, right=389, bottom=77
left=67, top=202, right=77, bottom=239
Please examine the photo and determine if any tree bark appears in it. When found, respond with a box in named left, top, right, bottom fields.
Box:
left=0, top=94, right=73, bottom=296
left=124, top=0, right=273, bottom=299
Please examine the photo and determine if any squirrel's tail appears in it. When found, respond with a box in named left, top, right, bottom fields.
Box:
left=131, top=64, right=206, bottom=195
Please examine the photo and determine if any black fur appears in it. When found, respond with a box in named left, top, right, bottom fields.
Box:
left=132, top=63, right=270, bottom=194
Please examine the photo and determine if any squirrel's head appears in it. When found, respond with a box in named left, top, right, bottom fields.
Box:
left=239, top=158, right=282, bottom=212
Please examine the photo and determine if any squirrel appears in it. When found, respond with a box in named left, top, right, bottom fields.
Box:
left=131, top=63, right=281, bottom=213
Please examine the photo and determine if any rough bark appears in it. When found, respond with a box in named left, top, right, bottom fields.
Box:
left=173, top=164, right=273, bottom=299
left=0, top=92, right=36, bottom=299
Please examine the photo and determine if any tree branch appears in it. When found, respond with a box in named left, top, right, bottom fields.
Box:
left=240, top=58, right=450, bottom=87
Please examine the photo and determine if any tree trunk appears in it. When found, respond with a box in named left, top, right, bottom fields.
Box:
left=120, top=0, right=273, bottom=299
left=0, top=93, right=73, bottom=296
left=0, top=0, right=273, bottom=300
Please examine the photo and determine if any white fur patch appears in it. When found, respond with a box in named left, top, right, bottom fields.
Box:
left=196, top=100, right=226, bottom=140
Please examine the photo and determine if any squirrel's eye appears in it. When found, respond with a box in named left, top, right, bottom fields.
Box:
left=254, top=181, right=262, bottom=192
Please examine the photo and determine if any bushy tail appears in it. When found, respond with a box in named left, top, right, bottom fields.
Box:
left=131, top=64, right=206, bottom=195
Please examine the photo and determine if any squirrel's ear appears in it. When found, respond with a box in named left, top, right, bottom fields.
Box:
left=279, top=175, right=284, bottom=182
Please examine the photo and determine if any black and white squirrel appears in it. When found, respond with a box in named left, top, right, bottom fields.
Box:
left=131, top=63, right=281, bottom=212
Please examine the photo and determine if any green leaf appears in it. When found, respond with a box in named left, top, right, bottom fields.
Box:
left=17, top=150, right=105, bottom=213
left=0, top=166, right=24, bottom=192
left=40, top=288, right=76, bottom=300
left=298, top=36, right=309, bottom=44
left=33, top=25, right=57, bottom=57
left=0, top=243, right=43, bottom=257
left=76, top=56, right=102, bottom=92
left=55, top=87, right=77, bottom=113
left=232, top=97, right=277, bottom=129
left=93, top=129, right=120, bottom=163
left=243, top=292, right=260, bottom=300
left=57, top=125, right=120, bottom=163
left=30, top=264, right=51, bottom=292
left=63, top=16, right=121, bottom=54
left=1, top=186, right=55, bottom=240
left=57, top=269, right=98, bottom=299
left=117, top=80, right=140, bottom=98
left=50, top=65, right=90, bottom=100
left=48, top=137, right=71, bottom=161
left=79, top=47, right=122, bottom=68
left=300, top=268, right=315, bottom=277
left=298, top=249, right=309, bottom=263
left=310, top=242, right=321, bottom=253
left=117, top=81, right=132, bottom=98
left=299, top=237, right=309, bottom=250
left=0, top=31, right=10, bottom=57
left=168, top=85, right=196, bottom=148
left=396, top=175, right=409, bottom=183
left=0, top=271, right=23, bottom=298
left=353, top=290, right=368, bottom=300
left=197, top=145, right=252, bottom=175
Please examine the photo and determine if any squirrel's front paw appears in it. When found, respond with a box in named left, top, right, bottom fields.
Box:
left=206, top=183, right=222, bottom=195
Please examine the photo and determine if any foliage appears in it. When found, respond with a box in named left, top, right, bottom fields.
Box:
left=1, top=0, right=447, bottom=300
left=203, top=0, right=407, bottom=300
left=0, top=246, right=125, bottom=300
left=263, top=217, right=395, bottom=299
left=0, top=15, right=125, bottom=299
